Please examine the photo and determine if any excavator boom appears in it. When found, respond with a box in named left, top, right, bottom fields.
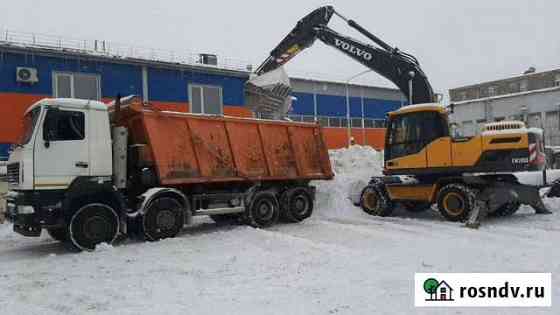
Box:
left=252, top=6, right=434, bottom=105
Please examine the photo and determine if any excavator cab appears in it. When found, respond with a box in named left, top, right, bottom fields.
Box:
left=384, top=105, right=450, bottom=173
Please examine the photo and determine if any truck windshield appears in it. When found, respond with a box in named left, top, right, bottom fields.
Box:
left=20, top=107, right=41, bottom=145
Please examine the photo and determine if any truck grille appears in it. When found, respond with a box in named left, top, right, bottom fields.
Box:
left=6, top=162, right=20, bottom=185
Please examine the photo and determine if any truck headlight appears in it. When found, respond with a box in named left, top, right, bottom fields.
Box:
left=17, top=205, right=35, bottom=214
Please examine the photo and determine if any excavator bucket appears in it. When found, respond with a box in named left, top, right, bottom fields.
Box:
left=244, top=67, right=293, bottom=118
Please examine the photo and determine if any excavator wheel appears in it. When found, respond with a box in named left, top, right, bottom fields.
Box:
left=436, top=184, right=477, bottom=222
left=360, top=183, right=394, bottom=217
left=489, top=202, right=521, bottom=217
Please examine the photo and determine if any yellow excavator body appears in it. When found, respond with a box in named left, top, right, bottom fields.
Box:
left=382, top=104, right=545, bottom=203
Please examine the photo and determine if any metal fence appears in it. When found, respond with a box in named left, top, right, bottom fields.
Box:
left=0, top=28, right=252, bottom=72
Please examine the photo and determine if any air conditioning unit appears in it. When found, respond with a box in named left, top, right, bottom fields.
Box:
left=199, top=54, right=218, bottom=66
left=16, top=67, right=39, bottom=83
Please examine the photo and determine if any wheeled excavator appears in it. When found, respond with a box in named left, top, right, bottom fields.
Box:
left=246, top=6, right=560, bottom=227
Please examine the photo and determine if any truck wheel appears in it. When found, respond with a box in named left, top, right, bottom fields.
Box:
left=246, top=191, right=280, bottom=228
left=68, top=203, right=120, bottom=251
left=437, top=184, right=476, bottom=222
left=402, top=201, right=432, bottom=213
left=490, top=202, right=520, bottom=217
left=47, top=228, right=68, bottom=242
left=210, top=214, right=241, bottom=225
left=143, top=197, right=185, bottom=241
left=360, top=184, right=394, bottom=217
left=280, top=187, right=314, bottom=223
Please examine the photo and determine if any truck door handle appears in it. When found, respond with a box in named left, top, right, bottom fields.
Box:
left=75, top=162, right=89, bottom=168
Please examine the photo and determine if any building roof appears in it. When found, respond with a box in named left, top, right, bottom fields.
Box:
left=450, top=67, right=560, bottom=92
left=452, top=86, right=560, bottom=105
left=0, top=30, right=403, bottom=91
left=291, top=76, right=400, bottom=93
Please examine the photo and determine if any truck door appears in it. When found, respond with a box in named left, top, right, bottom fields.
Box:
left=385, top=112, right=427, bottom=171
left=34, top=107, right=89, bottom=189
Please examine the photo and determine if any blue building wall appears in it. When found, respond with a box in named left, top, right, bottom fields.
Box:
left=0, top=52, right=143, bottom=97
left=0, top=47, right=404, bottom=155
left=148, top=67, right=246, bottom=105
left=290, top=92, right=402, bottom=119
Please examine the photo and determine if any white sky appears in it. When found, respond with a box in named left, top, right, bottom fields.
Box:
left=2, top=0, right=558, bottom=97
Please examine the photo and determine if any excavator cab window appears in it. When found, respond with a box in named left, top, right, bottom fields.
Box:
left=386, top=111, right=448, bottom=161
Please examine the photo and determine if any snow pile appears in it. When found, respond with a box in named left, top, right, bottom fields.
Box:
left=313, top=145, right=383, bottom=219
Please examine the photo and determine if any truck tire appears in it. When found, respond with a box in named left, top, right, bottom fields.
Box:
left=67, top=203, right=120, bottom=251
left=280, top=187, right=314, bottom=223
left=246, top=191, right=280, bottom=228
left=436, top=184, right=476, bottom=222
left=143, top=197, right=185, bottom=241
left=47, top=228, right=68, bottom=242
left=210, top=214, right=242, bottom=225
left=360, top=183, right=394, bottom=217
left=490, top=202, right=520, bottom=217
left=402, top=201, right=432, bottom=213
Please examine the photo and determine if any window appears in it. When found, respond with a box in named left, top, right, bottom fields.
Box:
left=189, top=85, right=223, bottom=115
left=351, top=118, right=363, bottom=128
left=555, top=74, right=560, bottom=87
left=328, top=117, right=341, bottom=127
left=53, top=72, right=100, bottom=100
left=364, top=119, right=375, bottom=128
left=461, top=121, right=475, bottom=137
left=520, top=79, right=529, bottom=92
left=43, top=109, right=85, bottom=141
left=545, top=111, right=559, bottom=130
left=302, top=116, right=315, bottom=123
left=509, top=82, right=520, bottom=93
left=387, top=112, right=448, bottom=160
left=288, top=115, right=303, bottom=122
left=488, top=86, right=497, bottom=97
left=256, top=112, right=275, bottom=120
left=374, top=120, right=387, bottom=128
left=21, top=107, right=41, bottom=145
left=460, top=91, right=467, bottom=101
left=527, top=113, right=542, bottom=128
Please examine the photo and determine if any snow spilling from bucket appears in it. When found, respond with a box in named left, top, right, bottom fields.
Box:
left=313, top=145, right=383, bottom=219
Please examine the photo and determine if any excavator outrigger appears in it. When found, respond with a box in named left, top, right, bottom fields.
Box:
left=247, top=6, right=560, bottom=227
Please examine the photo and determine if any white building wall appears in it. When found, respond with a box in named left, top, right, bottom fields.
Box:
left=451, top=88, right=560, bottom=140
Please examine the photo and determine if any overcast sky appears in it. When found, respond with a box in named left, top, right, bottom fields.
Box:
left=2, top=0, right=558, bottom=97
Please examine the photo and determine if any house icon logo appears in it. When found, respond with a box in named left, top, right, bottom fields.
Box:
left=423, top=278, right=454, bottom=301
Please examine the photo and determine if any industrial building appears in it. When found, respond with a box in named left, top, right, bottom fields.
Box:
left=0, top=31, right=405, bottom=160
left=449, top=68, right=560, bottom=145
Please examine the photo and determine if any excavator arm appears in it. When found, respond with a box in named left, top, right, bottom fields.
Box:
left=253, top=6, right=434, bottom=105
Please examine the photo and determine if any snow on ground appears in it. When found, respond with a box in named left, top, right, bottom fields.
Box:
left=1, top=146, right=559, bottom=314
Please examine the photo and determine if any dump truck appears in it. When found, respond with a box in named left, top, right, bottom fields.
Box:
left=3, top=98, right=333, bottom=250
left=248, top=5, right=560, bottom=227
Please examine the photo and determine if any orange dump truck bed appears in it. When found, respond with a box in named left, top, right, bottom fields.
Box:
left=120, top=104, right=334, bottom=186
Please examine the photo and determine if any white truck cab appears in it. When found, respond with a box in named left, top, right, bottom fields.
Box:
left=5, top=98, right=118, bottom=249
left=7, top=98, right=112, bottom=191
